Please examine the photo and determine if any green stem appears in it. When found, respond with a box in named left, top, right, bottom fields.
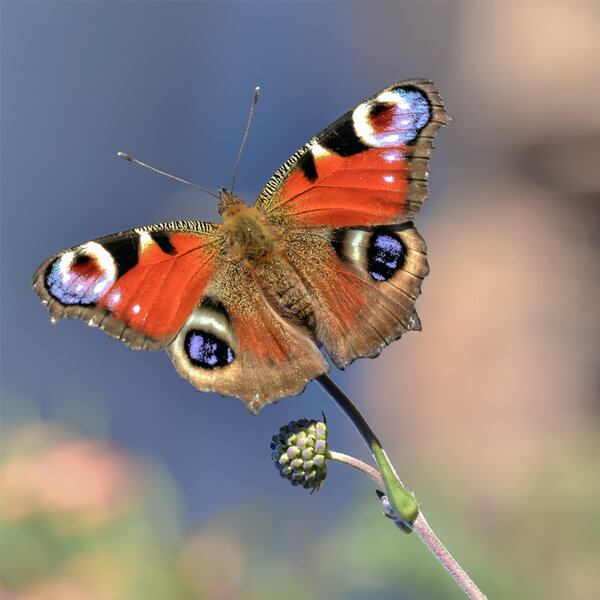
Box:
left=371, top=441, right=418, bottom=523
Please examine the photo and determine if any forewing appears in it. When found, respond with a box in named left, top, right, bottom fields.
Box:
left=256, top=79, right=451, bottom=228
left=32, top=221, right=223, bottom=350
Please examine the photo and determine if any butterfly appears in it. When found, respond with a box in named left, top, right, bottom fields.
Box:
left=32, top=79, right=451, bottom=414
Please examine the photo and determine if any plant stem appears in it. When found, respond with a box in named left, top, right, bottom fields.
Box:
left=327, top=450, right=384, bottom=486
left=411, top=513, right=488, bottom=600
left=316, top=374, right=488, bottom=600
left=316, top=374, right=381, bottom=447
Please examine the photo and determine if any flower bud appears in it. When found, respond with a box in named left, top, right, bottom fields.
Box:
left=270, top=418, right=328, bottom=491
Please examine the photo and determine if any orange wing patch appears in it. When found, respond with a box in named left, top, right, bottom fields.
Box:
left=276, top=148, right=412, bottom=227
left=98, top=232, right=219, bottom=341
left=33, top=225, right=222, bottom=350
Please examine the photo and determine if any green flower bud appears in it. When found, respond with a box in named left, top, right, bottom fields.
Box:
left=270, top=418, right=328, bottom=491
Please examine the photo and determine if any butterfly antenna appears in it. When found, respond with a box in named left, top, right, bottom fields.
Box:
left=231, top=86, right=260, bottom=194
left=117, top=152, right=220, bottom=200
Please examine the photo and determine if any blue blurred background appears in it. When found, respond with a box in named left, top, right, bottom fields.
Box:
left=2, top=2, right=599, bottom=599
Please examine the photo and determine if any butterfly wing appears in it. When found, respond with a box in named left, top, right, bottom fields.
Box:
left=167, top=260, right=329, bottom=414
left=281, top=224, right=428, bottom=368
left=256, top=79, right=451, bottom=228
left=33, top=220, right=328, bottom=411
left=256, top=79, right=449, bottom=367
left=32, top=221, right=223, bottom=350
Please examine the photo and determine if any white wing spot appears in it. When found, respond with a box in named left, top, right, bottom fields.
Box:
left=107, top=290, right=122, bottom=311
left=137, top=231, right=154, bottom=251
left=93, top=280, right=109, bottom=295
left=309, top=141, right=330, bottom=158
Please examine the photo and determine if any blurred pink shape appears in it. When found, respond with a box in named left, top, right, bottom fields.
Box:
left=1, top=427, right=137, bottom=520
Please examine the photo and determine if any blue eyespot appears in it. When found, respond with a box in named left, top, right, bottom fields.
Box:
left=46, top=254, right=112, bottom=305
left=185, top=330, right=234, bottom=369
left=367, top=232, right=406, bottom=281
left=396, top=89, right=430, bottom=141
left=367, top=89, right=431, bottom=146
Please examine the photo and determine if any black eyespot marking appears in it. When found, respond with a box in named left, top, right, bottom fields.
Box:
left=367, top=231, right=406, bottom=281
left=297, top=151, right=318, bottom=182
left=319, top=117, right=370, bottom=156
left=150, top=231, right=176, bottom=255
left=73, top=254, right=91, bottom=266
left=104, top=237, right=139, bottom=278
left=369, top=102, right=392, bottom=119
left=185, top=330, right=235, bottom=369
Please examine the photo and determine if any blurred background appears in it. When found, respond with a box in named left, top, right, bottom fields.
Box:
left=2, top=2, right=599, bottom=599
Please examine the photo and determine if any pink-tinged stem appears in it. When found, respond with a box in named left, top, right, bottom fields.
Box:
left=411, top=512, right=488, bottom=600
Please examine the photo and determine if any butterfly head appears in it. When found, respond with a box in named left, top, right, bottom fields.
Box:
left=217, top=188, right=245, bottom=215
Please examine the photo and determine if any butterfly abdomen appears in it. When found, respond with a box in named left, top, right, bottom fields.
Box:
left=255, top=258, right=315, bottom=328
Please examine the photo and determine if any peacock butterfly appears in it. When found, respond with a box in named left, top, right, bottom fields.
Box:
left=32, top=79, right=451, bottom=414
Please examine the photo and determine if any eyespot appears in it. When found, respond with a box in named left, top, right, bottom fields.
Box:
left=46, top=242, right=117, bottom=305
left=174, top=301, right=237, bottom=371
left=353, top=87, right=431, bottom=147
left=185, top=330, right=234, bottom=368
left=367, top=231, right=406, bottom=281
left=332, top=228, right=407, bottom=282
